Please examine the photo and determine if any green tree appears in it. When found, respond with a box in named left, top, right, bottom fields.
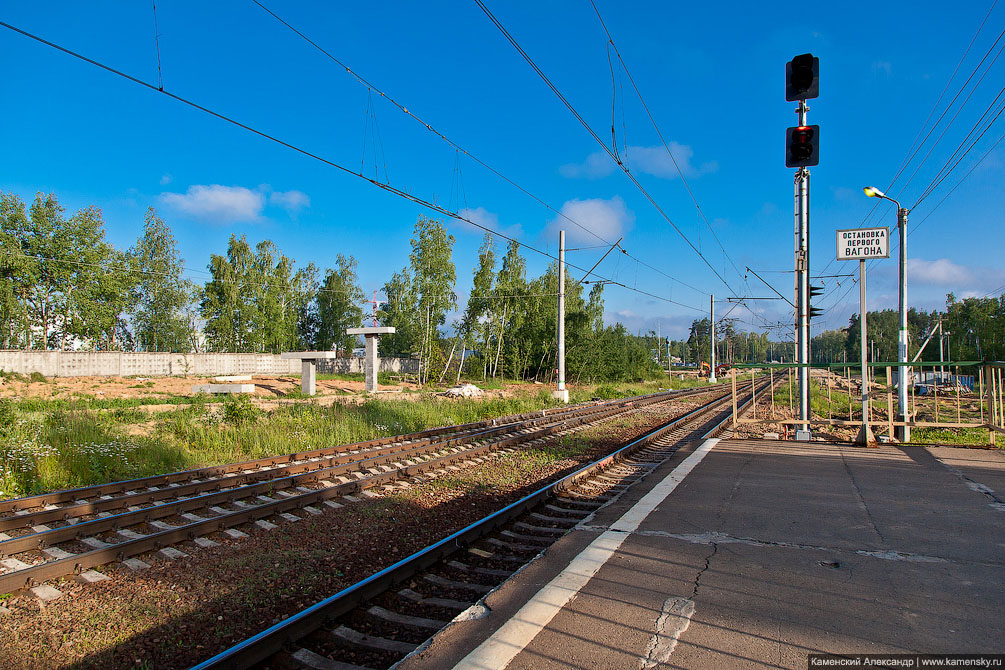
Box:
left=315, top=254, right=365, bottom=354
left=130, top=208, right=194, bottom=351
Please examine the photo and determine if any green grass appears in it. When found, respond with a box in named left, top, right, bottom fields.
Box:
left=911, top=427, right=992, bottom=445
left=0, top=390, right=570, bottom=499
left=11, top=393, right=215, bottom=412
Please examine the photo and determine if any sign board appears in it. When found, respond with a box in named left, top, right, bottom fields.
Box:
left=835, top=227, right=890, bottom=261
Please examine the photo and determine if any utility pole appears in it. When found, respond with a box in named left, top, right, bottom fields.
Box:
left=553, top=230, right=568, bottom=403
left=897, top=206, right=910, bottom=441
left=709, top=294, right=717, bottom=383
left=938, top=315, right=944, bottom=382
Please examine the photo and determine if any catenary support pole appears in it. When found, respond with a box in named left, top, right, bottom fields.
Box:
left=553, top=230, right=568, bottom=403
left=709, top=294, right=717, bottom=383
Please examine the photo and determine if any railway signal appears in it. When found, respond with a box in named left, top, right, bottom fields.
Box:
left=786, top=53, right=819, bottom=101
left=785, top=53, right=819, bottom=440
left=785, top=124, right=820, bottom=167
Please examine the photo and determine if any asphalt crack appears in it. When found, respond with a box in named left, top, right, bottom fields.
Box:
left=839, top=448, right=886, bottom=544
left=691, top=542, right=718, bottom=599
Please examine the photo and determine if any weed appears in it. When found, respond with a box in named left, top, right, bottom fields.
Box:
left=0, top=369, right=28, bottom=383
left=29, top=371, right=48, bottom=383
left=223, top=395, right=261, bottom=424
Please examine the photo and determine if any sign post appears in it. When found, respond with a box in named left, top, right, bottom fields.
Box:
left=836, top=227, right=890, bottom=445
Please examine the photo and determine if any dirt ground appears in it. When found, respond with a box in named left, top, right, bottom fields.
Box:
left=0, top=373, right=429, bottom=400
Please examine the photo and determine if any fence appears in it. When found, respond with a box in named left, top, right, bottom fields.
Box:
left=729, top=361, right=1004, bottom=445
left=0, top=350, right=418, bottom=378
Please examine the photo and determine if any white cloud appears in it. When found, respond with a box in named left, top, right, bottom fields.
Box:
left=546, top=196, right=634, bottom=245
left=560, top=143, right=716, bottom=180
left=160, top=184, right=264, bottom=223
left=159, top=174, right=173, bottom=186
left=456, top=206, right=524, bottom=238
left=906, top=258, right=972, bottom=286
left=872, top=61, right=893, bottom=77
left=269, top=189, right=310, bottom=213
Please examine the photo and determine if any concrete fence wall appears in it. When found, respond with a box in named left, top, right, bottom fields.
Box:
left=0, top=350, right=418, bottom=378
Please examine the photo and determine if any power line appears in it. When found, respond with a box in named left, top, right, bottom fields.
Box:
left=251, top=0, right=707, bottom=298
left=588, top=0, right=748, bottom=290
left=0, top=19, right=705, bottom=315
left=472, top=0, right=741, bottom=297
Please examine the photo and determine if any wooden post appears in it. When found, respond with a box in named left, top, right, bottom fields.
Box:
left=987, top=366, right=995, bottom=446
left=956, top=365, right=961, bottom=425
left=731, top=368, right=738, bottom=428
left=788, top=367, right=793, bottom=415
left=770, top=368, right=775, bottom=419
left=886, top=366, right=894, bottom=440
left=846, top=365, right=853, bottom=422
left=979, top=366, right=985, bottom=426
left=934, top=365, right=940, bottom=425
left=827, top=375, right=832, bottom=420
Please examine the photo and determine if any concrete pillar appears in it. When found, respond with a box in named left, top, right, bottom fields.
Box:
left=346, top=327, right=396, bottom=394
left=301, top=359, right=316, bottom=396
left=364, top=335, right=379, bottom=393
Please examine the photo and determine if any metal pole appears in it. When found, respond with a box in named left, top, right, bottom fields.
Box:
left=856, top=258, right=873, bottom=444
left=795, top=103, right=810, bottom=436
left=555, top=230, right=568, bottom=403
left=897, top=206, right=910, bottom=441
left=709, top=294, right=717, bottom=383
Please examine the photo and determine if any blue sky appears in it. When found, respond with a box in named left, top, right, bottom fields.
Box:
left=2, top=1, right=1003, bottom=340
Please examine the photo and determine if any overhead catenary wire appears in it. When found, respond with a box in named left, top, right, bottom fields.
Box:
left=251, top=0, right=707, bottom=298
left=589, top=0, right=749, bottom=290
left=812, top=4, right=1003, bottom=301
left=0, top=19, right=709, bottom=315
left=472, top=0, right=741, bottom=297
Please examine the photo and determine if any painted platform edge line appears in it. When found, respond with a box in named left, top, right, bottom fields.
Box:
left=452, top=438, right=721, bottom=670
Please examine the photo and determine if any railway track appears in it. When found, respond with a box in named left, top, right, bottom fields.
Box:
left=191, top=375, right=777, bottom=670
left=0, top=383, right=745, bottom=594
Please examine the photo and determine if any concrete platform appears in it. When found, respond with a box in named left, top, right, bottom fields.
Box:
left=398, top=440, right=1005, bottom=670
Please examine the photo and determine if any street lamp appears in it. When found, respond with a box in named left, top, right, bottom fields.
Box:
left=863, top=185, right=911, bottom=442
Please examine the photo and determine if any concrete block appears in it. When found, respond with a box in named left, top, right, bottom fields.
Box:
left=75, top=569, right=110, bottom=584
left=323, top=501, right=343, bottom=509
left=223, top=529, right=248, bottom=539
left=121, top=558, right=150, bottom=571
left=254, top=520, right=278, bottom=531
left=0, top=606, right=9, bottom=616
left=191, top=384, right=256, bottom=395
left=213, top=375, right=252, bottom=382
left=1, top=557, right=30, bottom=571
left=42, top=547, right=75, bottom=560
left=80, top=537, right=111, bottom=549
left=279, top=513, right=301, bottom=523
left=303, top=506, right=322, bottom=515
left=30, top=524, right=51, bottom=533
left=193, top=537, right=219, bottom=548
left=158, top=547, right=188, bottom=560
left=30, top=584, right=62, bottom=602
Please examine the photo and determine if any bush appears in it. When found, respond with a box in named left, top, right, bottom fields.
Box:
left=29, top=371, right=48, bottom=383
left=223, top=394, right=261, bottom=424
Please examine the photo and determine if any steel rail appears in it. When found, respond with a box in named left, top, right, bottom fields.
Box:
left=190, top=379, right=770, bottom=670
left=0, top=386, right=740, bottom=592
left=0, top=383, right=730, bottom=514
left=0, top=393, right=679, bottom=554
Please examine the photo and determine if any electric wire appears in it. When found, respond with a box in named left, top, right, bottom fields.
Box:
left=0, top=19, right=705, bottom=315
left=472, top=0, right=741, bottom=297
left=250, top=0, right=707, bottom=298
left=589, top=0, right=749, bottom=290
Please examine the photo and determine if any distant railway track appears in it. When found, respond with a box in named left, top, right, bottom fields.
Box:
left=191, top=375, right=777, bottom=670
left=0, top=383, right=749, bottom=594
